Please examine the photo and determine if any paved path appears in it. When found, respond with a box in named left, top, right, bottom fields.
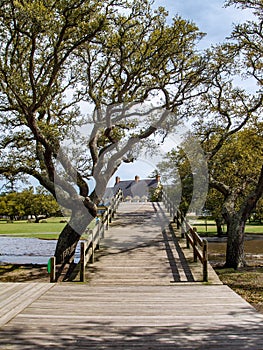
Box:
left=0, top=202, right=263, bottom=349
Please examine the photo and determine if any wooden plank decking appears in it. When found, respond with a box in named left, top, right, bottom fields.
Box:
left=0, top=202, right=263, bottom=349
left=0, top=283, right=53, bottom=328
left=85, top=202, right=220, bottom=285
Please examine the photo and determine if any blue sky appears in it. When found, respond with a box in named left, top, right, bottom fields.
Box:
left=153, top=0, right=253, bottom=48
left=111, top=0, right=254, bottom=185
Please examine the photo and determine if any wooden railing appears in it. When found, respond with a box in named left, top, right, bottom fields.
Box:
left=183, top=222, right=208, bottom=282
left=162, top=189, right=208, bottom=282
left=79, top=189, right=123, bottom=282
left=49, top=189, right=123, bottom=282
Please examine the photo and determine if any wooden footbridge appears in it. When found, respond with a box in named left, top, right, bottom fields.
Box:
left=0, top=197, right=263, bottom=349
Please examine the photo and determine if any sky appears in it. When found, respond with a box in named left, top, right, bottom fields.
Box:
left=109, top=0, right=254, bottom=186
left=154, top=0, right=253, bottom=49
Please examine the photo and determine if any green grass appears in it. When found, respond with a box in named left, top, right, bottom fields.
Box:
left=0, top=217, right=97, bottom=239
left=245, top=224, right=263, bottom=234
left=189, top=219, right=263, bottom=236
left=0, top=221, right=66, bottom=239
left=1, top=216, right=261, bottom=240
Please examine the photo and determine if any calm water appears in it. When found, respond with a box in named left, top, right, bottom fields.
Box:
left=0, top=235, right=262, bottom=265
left=207, top=235, right=263, bottom=264
left=0, top=237, right=81, bottom=265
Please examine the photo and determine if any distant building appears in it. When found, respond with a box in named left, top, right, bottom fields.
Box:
left=103, top=175, right=161, bottom=203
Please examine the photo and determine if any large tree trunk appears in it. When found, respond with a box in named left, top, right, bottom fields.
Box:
left=55, top=207, right=95, bottom=265
left=54, top=223, right=82, bottom=265
left=225, top=215, right=246, bottom=269
left=54, top=213, right=94, bottom=281
left=212, top=166, right=263, bottom=270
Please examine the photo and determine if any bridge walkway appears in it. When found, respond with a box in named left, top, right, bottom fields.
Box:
left=86, top=202, right=198, bottom=285
left=0, top=201, right=263, bottom=349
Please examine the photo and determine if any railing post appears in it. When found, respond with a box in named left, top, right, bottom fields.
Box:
left=101, top=220, right=105, bottom=239
left=203, top=239, right=208, bottom=282
left=106, top=208, right=109, bottom=229
left=181, top=219, right=185, bottom=238
left=172, top=204, right=175, bottom=222
left=186, top=231, right=190, bottom=248
left=176, top=210, right=180, bottom=229
left=193, top=227, right=198, bottom=262
left=109, top=208, right=112, bottom=223
left=80, top=241, right=86, bottom=282
left=97, top=222, right=101, bottom=250
left=91, top=228, right=95, bottom=264
left=50, top=256, right=56, bottom=283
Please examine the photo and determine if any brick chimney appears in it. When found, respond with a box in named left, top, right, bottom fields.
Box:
left=155, top=174, right=161, bottom=183
left=135, top=175, right=140, bottom=182
left=115, top=176, right=121, bottom=185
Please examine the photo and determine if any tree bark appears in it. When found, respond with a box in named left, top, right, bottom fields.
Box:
left=54, top=223, right=81, bottom=265
left=215, top=217, right=224, bottom=236
left=225, top=215, right=246, bottom=269
left=55, top=207, right=95, bottom=265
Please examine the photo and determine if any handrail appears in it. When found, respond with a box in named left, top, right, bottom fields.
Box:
left=162, top=189, right=208, bottom=282
left=49, top=189, right=123, bottom=282
left=183, top=222, right=208, bottom=282
left=79, top=189, right=123, bottom=282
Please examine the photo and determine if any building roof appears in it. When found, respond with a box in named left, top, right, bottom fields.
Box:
left=103, top=175, right=160, bottom=202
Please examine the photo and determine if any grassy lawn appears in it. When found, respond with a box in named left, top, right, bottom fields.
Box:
left=192, top=219, right=263, bottom=236
left=0, top=221, right=66, bottom=239
left=0, top=217, right=67, bottom=239
left=0, top=217, right=97, bottom=239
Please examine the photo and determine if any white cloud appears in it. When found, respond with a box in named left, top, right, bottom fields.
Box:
left=153, top=0, right=254, bottom=48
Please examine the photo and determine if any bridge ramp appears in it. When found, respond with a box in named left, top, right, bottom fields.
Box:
left=1, top=202, right=263, bottom=349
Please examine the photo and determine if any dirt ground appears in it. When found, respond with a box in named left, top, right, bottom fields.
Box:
left=213, top=264, right=263, bottom=315
left=0, top=264, right=50, bottom=283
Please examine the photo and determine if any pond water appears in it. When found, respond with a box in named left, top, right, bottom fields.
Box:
left=0, top=237, right=81, bottom=265
left=207, top=235, right=263, bottom=265
left=0, top=235, right=262, bottom=266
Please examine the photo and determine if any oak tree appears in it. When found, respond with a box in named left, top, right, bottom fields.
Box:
left=158, top=0, right=263, bottom=269
left=0, top=0, right=208, bottom=276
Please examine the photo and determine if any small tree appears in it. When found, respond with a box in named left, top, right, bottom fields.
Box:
left=0, top=188, right=60, bottom=221
left=18, top=187, right=60, bottom=222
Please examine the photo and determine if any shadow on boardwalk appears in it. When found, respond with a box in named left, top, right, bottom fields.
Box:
left=1, top=318, right=263, bottom=349
left=1, top=202, right=263, bottom=349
